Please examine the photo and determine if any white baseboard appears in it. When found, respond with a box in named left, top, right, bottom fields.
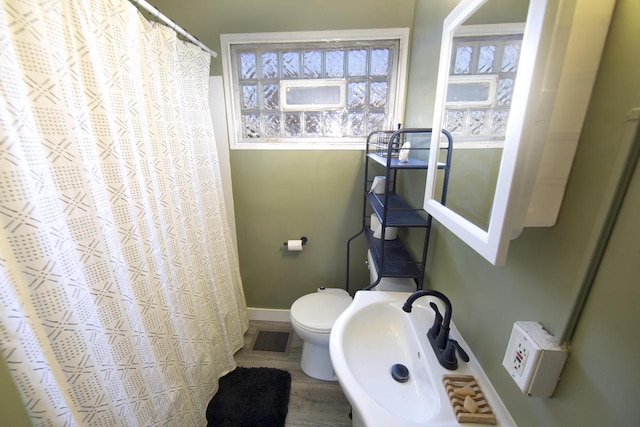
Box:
left=247, top=307, right=291, bottom=322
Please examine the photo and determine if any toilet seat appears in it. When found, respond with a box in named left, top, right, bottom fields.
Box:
left=290, top=289, right=352, bottom=334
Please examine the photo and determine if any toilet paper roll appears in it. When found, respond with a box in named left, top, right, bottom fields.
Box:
left=369, top=176, right=386, bottom=194
left=374, top=225, right=398, bottom=240
left=287, top=239, right=304, bottom=251
left=370, top=214, right=398, bottom=240
left=370, top=214, right=381, bottom=232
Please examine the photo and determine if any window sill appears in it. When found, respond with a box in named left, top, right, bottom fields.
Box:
left=230, top=139, right=366, bottom=150
left=453, top=141, right=504, bottom=149
left=229, top=140, right=504, bottom=150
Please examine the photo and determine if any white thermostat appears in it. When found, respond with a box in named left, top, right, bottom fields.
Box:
left=503, top=321, right=569, bottom=397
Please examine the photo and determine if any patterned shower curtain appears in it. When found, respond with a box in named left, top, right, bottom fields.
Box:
left=0, top=0, right=248, bottom=425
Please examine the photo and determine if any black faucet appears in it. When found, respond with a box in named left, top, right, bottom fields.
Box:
left=402, top=290, right=469, bottom=370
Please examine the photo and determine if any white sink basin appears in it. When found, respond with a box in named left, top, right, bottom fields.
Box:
left=329, top=291, right=515, bottom=427
left=338, top=298, right=440, bottom=424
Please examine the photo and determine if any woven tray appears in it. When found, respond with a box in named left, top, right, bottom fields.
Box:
left=443, top=374, right=497, bottom=425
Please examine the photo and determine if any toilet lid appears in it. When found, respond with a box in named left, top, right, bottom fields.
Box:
left=291, top=291, right=352, bottom=333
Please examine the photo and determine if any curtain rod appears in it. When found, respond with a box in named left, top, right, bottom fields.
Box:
left=128, top=0, right=217, bottom=57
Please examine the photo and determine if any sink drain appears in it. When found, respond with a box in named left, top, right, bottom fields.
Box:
left=391, top=363, right=410, bottom=383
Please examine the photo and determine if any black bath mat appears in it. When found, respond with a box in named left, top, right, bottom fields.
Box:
left=206, top=367, right=291, bottom=427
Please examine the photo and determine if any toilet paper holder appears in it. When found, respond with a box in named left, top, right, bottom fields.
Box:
left=283, top=236, right=308, bottom=247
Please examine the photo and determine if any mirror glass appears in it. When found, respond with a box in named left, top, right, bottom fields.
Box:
left=424, top=0, right=550, bottom=265
left=441, top=0, right=528, bottom=231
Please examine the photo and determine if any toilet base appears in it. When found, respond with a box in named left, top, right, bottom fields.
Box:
left=300, top=340, right=337, bottom=381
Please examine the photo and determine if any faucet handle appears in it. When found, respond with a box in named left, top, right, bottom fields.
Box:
left=450, top=339, right=470, bottom=362
left=442, top=339, right=469, bottom=370
left=428, top=302, right=442, bottom=338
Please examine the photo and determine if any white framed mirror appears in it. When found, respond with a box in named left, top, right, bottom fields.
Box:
left=424, top=0, right=568, bottom=265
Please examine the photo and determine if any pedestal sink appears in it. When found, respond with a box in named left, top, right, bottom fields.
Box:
left=329, top=291, right=515, bottom=427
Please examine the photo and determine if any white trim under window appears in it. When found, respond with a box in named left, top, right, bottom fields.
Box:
left=220, top=28, right=410, bottom=150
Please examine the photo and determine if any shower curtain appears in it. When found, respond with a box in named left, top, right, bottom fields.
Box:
left=0, top=0, right=248, bottom=425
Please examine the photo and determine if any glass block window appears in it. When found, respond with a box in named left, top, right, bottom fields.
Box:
left=221, top=29, right=409, bottom=149
left=445, top=29, right=523, bottom=144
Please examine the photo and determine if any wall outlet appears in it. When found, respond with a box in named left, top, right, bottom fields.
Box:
left=503, top=321, right=569, bottom=397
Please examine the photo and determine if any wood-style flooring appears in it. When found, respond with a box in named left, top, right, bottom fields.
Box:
left=233, top=320, right=352, bottom=427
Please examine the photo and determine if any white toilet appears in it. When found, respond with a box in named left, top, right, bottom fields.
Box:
left=367, top=249, right=417, bottom=292
left=290, top=288, right=352, bottom=381
left=289, top=251, right=416, bottom=381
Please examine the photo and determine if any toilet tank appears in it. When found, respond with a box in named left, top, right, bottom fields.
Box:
left=367, top=250, right=416, bottom=292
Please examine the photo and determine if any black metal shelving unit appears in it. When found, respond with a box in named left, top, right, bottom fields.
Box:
left=347, top=128, right=453, bottom=292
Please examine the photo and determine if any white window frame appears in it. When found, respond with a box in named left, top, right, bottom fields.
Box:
left=220, top=28, right=410, bottom=150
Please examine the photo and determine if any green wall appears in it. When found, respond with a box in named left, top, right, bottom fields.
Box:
left=444, top=148, right=501, bottom=230
left=148, top=0, right=417, bottom=307
left=148, top=0, right=415, bottom=75
left=407, top=0, right=640, bottom=426
left=230, top=150, right=369, bottom=307
left=0, top=357, right=30, bottom=426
